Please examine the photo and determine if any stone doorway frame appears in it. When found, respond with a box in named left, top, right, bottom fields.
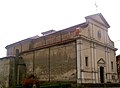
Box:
left=97, top=58, right=106, bottom=83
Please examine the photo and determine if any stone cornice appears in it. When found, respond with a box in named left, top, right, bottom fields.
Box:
left=75, top=35, right=116, bottom=51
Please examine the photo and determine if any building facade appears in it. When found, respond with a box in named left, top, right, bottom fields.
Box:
left=5, top=13, right=118, bottom=84
left=116, top=55, right=120, bottom=82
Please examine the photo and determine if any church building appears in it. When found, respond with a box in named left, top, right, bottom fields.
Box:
left=5, top=13, right=118, bottom=84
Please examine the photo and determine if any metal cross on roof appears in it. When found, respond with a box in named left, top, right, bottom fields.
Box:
left=94, top=1, right=98, bottom=13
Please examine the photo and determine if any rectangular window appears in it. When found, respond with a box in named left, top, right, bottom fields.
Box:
left=85, top=57, right=88, bottom=67
left=111, top=61, right=113, bottom=70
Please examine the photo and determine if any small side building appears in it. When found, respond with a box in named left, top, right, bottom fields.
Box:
left=0, top=56, right=14, bottom=87
left=116, top=55, right=120, bottom=82
left=0, top=53, right=26, bottom=87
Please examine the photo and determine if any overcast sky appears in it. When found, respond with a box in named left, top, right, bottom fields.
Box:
left=0, top=0, right=120, bottom=57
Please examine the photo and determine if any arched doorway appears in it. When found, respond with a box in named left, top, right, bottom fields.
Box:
left=100, top=66, right=104, bottom=83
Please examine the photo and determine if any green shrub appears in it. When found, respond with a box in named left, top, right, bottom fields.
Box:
left=40, top=82, right=71, bottom=88
left=15, top=84, right=22, bottom=88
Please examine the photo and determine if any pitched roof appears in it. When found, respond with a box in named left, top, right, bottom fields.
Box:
left=6, top=13, right=109, bottom=49
left=85, top=13, right=110, bottom=28
left=5, top=22, right=88, bottom=49
left=5, top=35, right=39, bottom=49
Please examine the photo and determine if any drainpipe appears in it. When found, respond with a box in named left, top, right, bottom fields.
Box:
left=33, top=51, right=35, bottom=75
left=14, top=49, right=19, bottom=87
left=48, top=47, right=50, bottom=82
left=75, top=41, right=78, bottom=84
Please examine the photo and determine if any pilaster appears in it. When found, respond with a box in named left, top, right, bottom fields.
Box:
left=108, top=49, right=111, bottom=81
left=76, top=39, right=84, bottom=83
left=105, top=47, right=108, bottom=82
left=90, top=42, right=95, bottom=83
left=94, top=44, right=98, bottom=83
